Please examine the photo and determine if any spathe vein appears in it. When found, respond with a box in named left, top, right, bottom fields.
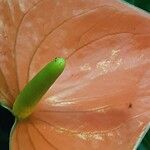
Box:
left=66, top=32, right=149, bottom=60
left=26, top=124, right=36, bottom=150
left=26, top=5, right=108, bottom=82
left=0, top=69, right=13, bottom=104
left=30, top=121, right=58, bottom=150
left=13, top=0, right=42, bottom=92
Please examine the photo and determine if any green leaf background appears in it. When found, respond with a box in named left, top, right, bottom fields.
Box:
left=123, top=0, right=150, bottom=12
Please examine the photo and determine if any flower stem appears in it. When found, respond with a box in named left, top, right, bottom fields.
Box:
left=12, top=58, right=65, bottom=119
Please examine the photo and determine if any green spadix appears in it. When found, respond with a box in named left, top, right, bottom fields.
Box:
left=12, top=58, right=65, bottom=119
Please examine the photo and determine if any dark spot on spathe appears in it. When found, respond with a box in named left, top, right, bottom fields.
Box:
left=128, top=103, right=132, bottom=108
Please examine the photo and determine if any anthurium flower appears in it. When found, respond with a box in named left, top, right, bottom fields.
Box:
left=0, top=0, right=150, bottom=150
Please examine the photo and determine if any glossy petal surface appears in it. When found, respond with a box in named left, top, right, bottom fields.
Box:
left=0, top=0, right=150, bottom=150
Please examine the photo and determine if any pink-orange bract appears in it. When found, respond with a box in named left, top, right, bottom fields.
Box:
left=0, top=0, right=150, bottom=150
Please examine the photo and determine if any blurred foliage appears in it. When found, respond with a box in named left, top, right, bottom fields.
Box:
left=0, top=104, right=15, bottom=150
left=123, top=0, right=150, bottom=12
left=137, top=127, right=150, bottom=150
